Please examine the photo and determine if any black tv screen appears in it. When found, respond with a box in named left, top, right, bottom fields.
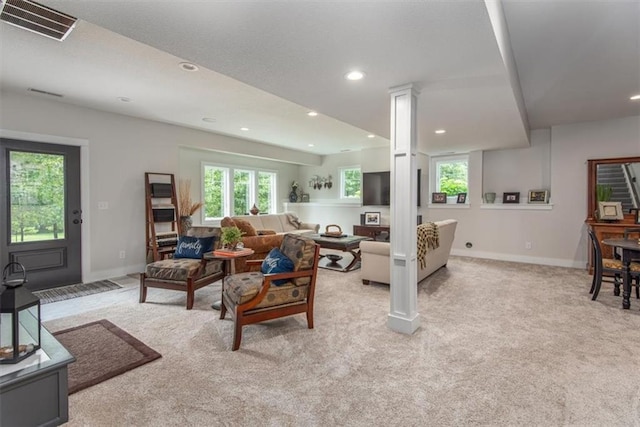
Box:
left=362, top=169, right=421, bottom=206
left=362, top=171, right=390, bottom=206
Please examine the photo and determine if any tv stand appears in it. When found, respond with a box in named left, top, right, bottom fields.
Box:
left=353, top=225, right=390, bottom=241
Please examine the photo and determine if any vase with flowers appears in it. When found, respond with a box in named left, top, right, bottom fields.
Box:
left=178, top=179, right=203, bottom=234
left=289, top=181, right=299, bottom=203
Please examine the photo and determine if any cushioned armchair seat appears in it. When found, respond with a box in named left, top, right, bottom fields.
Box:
left=140, top=227, right=225, bottom=309
left=220, top=233, right=320, bottom=350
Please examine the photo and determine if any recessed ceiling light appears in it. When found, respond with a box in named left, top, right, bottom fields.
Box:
left=630, top=94, right=640, bottom=101
left=345, top=70, right=365, bottom=81
left=367, top=134, right=375, bottom=138
left=179, top=62, right=199, bottom=72
left=240, top=127, right=249, bottom=131
left=117, top=97, right=131, bottom=103
left=202, top=117, right=216, bottom=123
left=435, top=129, right=446, bottom=134
left=308, top=144, right=314, bottom=147
left=307, top=111, right=318, bottom=117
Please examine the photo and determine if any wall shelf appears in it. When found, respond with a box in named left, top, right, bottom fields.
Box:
left=479, top=203, right=553, bottom=210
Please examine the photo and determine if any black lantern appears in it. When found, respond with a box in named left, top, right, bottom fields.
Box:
left=0, top=263, right=41, bottom=364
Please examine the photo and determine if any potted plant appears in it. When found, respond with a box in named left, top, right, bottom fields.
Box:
left=221, top=226, right=243, bottom=250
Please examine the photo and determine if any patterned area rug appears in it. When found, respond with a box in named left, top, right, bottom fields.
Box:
left=53, top=319, right=161, bottom=394
left=33, top=280, right=122, bottom=304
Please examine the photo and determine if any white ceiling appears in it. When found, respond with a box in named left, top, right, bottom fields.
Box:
left=1, top=0, right=638, bottom=157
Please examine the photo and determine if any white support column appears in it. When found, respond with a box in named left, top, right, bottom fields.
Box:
left=387, top=83, right=420, bottom=334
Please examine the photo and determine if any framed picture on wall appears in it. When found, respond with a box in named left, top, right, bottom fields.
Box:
left=598, top=201, right=624, bottom=220
left=528, top=190, right=549, bottom=204
left=503, top=192, right=520, bottom=204
left=364, top=211, right=381, bottom=226
left=432, top=192, right=447, bottom=204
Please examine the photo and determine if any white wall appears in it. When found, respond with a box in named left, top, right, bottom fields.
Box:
left=3, top=90, right=638, bottom=279
left=0, top=91, right=321, bottom=281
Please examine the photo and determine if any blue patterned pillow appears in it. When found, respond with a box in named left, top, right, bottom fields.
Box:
left=261, top=248, right=294, bottom=286
left=174, top=236, right=215, bottom=259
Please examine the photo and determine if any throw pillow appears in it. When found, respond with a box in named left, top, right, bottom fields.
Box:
left=220, top=217, right=236, bottom=228
left=261, top=247, right=295, bottom=286
left=233, top=218, right=257, bottom=237
left=285, top=212, right=301, bottom=229
left=173, top=235, right=215, bottom=259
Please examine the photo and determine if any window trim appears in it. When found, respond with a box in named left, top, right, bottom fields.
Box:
left=340, top=165, right=361, bottom=199
left=201, top=161, right=278, bottom=223
left=429, top=154, right=469, bottom=203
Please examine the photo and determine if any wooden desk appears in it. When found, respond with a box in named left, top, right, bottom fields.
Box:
left=353, top=225, right=390, bottom=241
left=602, top=238, right=640, bottom=310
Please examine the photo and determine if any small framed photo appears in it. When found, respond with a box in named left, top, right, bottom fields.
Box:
left=364, top=211, right=381, bottom=226
left=456, top=193, right=467, bottom=204
left=503, top=192, right=520, bottom=204
left=301, top=193, right=310, bottom=203
left=528, top=190, right=549, bottom=204
left=432, top=192, right=447, bottom=204
left=598, top=201, right=624, bottom=220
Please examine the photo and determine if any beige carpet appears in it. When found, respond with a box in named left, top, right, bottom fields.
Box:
left=44, top=256, right=640, bottom=426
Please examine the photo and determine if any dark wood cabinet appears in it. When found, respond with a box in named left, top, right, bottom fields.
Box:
left=353, top=225, right=390, bottom=241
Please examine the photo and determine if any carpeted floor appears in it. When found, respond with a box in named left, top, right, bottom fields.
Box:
left=34, top=280, right=122, bottom=304
left=53, top=319, right=161, bottom=394
left=44, top=256, right=640, bottom=426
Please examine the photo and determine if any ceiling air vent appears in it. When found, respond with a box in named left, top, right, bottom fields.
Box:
left=0, top=0, right=77, bottom=41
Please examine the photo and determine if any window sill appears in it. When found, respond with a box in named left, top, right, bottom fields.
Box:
left=427, top=204, right=470, bottom=209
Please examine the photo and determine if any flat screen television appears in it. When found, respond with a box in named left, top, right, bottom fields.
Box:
left=362, top=171, right=390, bottom=206
left=362, top=169, right=421, bottom=206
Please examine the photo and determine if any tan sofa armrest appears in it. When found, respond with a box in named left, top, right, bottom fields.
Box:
left=299, top=222, right=320, bottom=233
left=359, top=240, right=390, bottom=256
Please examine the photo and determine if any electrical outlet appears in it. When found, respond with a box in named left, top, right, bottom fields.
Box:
left=98, top=201, right=109, bottom=210
left=525, top=242, right=532, bottom=250
left=119, top=250, right=126, bottom=259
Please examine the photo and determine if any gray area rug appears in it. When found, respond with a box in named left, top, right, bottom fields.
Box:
left=44, top=257, right=640, bottom=426
left=34, top=280, right=122, bottom=304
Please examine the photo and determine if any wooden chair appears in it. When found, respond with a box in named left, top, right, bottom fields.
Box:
left=140, top=227, right=225, bottom=309
left=588, top=228, right=640, bottom=301
left=219, top=234, right=320, bottom=350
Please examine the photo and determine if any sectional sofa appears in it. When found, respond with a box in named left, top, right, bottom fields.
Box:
left=359, top=219, right=458, bottom=285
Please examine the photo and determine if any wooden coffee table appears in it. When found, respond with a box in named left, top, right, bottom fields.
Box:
left=307, top=234, right=372, bottom=272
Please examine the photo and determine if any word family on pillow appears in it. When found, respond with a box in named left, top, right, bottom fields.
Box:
left=261, top=248, right=294, bottom=285
left=174, top=236, right=215, bottom=259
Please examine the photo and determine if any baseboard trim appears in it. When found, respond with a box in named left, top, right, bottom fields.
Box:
left=387, top=312, right=420, bottom=334
left=451, top=249, right=584, bottom=269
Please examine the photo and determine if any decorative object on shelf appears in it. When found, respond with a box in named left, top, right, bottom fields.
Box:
left=484, top=192, right=496, bottom=203
left=289, top=181, right=299, bottom=202
left=1, top=262, right=41, bottom=364
left=249, top=204, right=260, bottom=215
left=503, top=192, right=520, bottom=204
left=596, top=184, right=612, bottom=202
left=178, top=179, right=203, bottom=235
left=597, top=201, right=624, bottom=221
left=179, top=216, right=192, bottom=234
left=221, top=226, right=244, bottom=250
left=456, top=193, right=467, bottom=204
left=325, top=254, right=343, bottom=265
left=432, top=192, right=447, bottom=204
left=301, top=193, right=310, bottom=203
left=322, top=224, right=345, bottom=238
left=309, top=175, right=332, bottom=190
left=364, top=211, right=381, bottom=225
left=528, top=190, right=549, bottom=204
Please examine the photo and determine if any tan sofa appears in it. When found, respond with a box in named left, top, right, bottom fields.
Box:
left=221, top=212, right=320, bottom=272
left=359, top=219, right=457, bottom=285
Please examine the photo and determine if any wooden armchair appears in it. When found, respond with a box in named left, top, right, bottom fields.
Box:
left=219, top=234, right=320, bottom=350
left=140, top=227, right=225, bottom=310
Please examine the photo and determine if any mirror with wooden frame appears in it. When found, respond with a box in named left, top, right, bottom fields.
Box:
left=587, top=156, right=640, bottom=221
